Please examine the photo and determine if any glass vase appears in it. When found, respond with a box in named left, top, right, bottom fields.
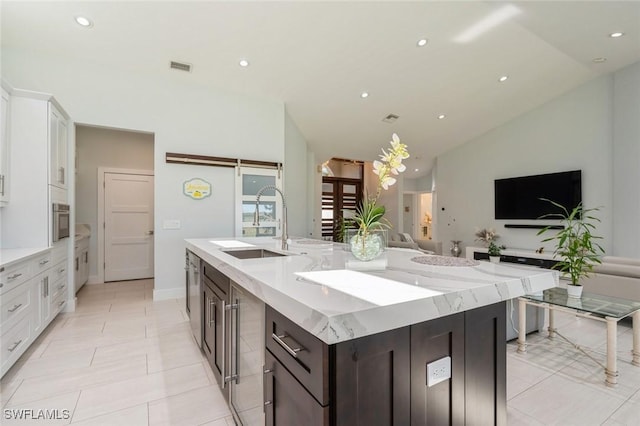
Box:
left=349, top=230, right=387, bottom=261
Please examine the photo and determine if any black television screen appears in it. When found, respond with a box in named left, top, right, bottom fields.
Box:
left=494, top=170, right=582, bottom=220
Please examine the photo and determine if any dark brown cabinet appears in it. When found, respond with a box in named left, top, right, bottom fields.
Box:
left=202, top=262, right=230, bottom=395
left=265, top=302, right=506, bottom=425
left=264, top=350, right=330, bottom=426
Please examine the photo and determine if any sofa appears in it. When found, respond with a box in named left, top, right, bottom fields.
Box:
left=580, top=256, right=640, bottom=302
left=388, top=233, right=443, bottom=255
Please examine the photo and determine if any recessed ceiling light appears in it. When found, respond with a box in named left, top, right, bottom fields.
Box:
left=417, top=38, right=428, bottom=47
left=239, top=59, right=249, bottom=67
left=609, top=32, right=625, bottom=38
left=360, top=92, right=369, bottom=99
left=499, top=75, right=508, bottom=82
left=74, top=16, right=93, bottom=27
left=414, top=168, right=419, bottom=172
left=437, top=114, right=446, bottom=120
left=592, top=57, right=607, bottom=63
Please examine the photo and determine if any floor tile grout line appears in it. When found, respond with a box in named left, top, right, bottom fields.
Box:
left=69, top=390, right=82, bottom=424
left=1, top=377, right=24, bottom=410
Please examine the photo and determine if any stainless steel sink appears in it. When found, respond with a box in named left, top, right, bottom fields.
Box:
left=221, top=248, right=288, bottom=259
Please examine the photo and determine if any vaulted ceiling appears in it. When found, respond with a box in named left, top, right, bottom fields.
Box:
left=2, top=1, right=639, bottom=177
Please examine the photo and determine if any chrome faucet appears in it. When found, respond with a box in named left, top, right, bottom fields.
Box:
left=253, top=185, right=288, bottom=250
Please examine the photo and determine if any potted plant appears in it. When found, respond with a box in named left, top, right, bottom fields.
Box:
left=474, top=228, right=504, bottom=262
left=350, top=134, right=409, bottom=261
left=487, top=242, right=503, bottom=263
left=537, top=199, right=604, bottom=298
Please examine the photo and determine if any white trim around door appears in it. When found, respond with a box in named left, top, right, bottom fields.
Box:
left=97, top=167, right=154, bottom=284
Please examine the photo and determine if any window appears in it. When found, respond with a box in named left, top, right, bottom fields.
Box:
left=235, top=167, right=282, bottom=238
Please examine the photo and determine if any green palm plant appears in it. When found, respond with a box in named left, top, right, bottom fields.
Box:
left=537, top=199, right=604, bottom=286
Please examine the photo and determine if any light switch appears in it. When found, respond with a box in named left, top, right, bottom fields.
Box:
left=427, top=356, right=451, bottom=387
left=163, top=219, right=181, bottom=230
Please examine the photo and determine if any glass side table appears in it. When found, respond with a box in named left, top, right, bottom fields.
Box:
left=517, top=287, right=640, bottom=387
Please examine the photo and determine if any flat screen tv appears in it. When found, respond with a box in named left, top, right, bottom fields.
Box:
left=494, top=170, right=582, bottom=220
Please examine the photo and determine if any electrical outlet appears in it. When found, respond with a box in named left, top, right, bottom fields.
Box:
left=427, top=356, right=451, bottom=387
left=163, top=219, right=181, bottom=230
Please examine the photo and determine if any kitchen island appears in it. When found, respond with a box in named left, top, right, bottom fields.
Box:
left=185, top=237, right=558, bottom=425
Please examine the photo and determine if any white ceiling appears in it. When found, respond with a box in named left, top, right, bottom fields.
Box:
left=2, top=1, right=639, bottom=177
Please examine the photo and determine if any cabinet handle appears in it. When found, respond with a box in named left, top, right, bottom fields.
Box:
left=272, top=333, right=305, bottom=358
left=264, top=400, right=273, bottom=407
left=0, top=174, right=4, bottom=196
left=58, top=300, right=65, bottom=307
left=220, top=298, right=227, bottom=387
left=224, top=299, right=239, bottom=385
left=59, top=268, right=65, bottom=274
left=7, top=340, right=22, bottom=352
left=8, top=303, right=22, bottom=313
left=39, top=259, right=50, bottom=266
left=59, top=167, right=65, bottom=185
left=8, top=273, right=22, bottom=280
left=84, top=252, right=88, bottom=263
left=209, top=298, right=216, bottom=327
left=263, top=368, right=273, bottom=374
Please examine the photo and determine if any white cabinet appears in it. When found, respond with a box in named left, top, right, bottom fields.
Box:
left=0, top=248, right=67, bottom=378
left=49, top=104, right=68, bottom=190
left=74, top=236, right=89, bottom=294
left=0, top=85, right=10, bottom=206
left=1, top=91, right=70, bottom=248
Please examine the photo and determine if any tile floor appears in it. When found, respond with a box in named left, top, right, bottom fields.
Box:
left=1, top=280, right=639, bottom=425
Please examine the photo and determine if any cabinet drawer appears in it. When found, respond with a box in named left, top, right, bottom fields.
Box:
left=265, top=305, right=329, bottom=405
left=264, top=350, right=330, bottom=426
left=0, top=280, right=34, bottom=333
left=1, top=313, right=33, bottom=376
left=203, top=262, right=229, bottom=297
left=50, top=276, right=67, bottom=302
left=0, top=261, right=31, bottom=295
left=50, top=260, right=68, bottom=283
left=32, top=252, right=52, bottom=275
left=51, top=287, right=66, bottom=316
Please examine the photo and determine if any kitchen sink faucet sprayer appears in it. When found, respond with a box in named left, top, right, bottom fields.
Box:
left=254, top=185, right=288, bottom=250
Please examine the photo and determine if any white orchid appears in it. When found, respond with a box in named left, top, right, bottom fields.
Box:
left=352, top=134, right=411, bottom=242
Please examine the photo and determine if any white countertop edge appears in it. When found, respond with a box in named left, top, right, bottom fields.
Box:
left=1, top=247, right=51, bottom=268
left=186, top=239, right=558, bottom=345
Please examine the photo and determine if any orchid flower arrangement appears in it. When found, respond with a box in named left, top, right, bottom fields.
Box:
left=352, top=134, right=410, bottom=238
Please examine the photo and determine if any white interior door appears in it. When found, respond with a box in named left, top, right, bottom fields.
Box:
left=104, top=172, right=154, bottom=282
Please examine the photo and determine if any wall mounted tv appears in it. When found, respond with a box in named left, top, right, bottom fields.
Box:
left=494, top=170, right=582, bottom=220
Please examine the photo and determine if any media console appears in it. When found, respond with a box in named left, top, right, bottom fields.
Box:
left=466, top=246, right=559, bottom=270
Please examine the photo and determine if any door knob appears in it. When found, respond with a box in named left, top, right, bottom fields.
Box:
left=146, top=230, right=154, bottom=235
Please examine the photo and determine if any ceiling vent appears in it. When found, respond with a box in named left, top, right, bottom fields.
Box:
left=170, top=61, right=192, bottom=72
left=382, top=114, right=399, bottom=123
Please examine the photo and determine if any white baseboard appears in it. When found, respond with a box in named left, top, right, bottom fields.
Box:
left=87, top=275, right=102, bottom=285
left=153, top=287, right=184, bottom=301
left=63, top=297, right=77, bottom=312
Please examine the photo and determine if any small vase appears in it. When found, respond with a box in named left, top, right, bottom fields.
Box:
left=489, top=256, right=501, bottom=263
left=450, top=240, right=462, bottom=257
left=350, top=231, right=385, bottom=261
left=567, top=285, right=583, bottom=298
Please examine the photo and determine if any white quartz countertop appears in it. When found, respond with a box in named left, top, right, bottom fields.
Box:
left=0, top=247, right=50, bottom=268
left=185, top=237, right=558, bottom=344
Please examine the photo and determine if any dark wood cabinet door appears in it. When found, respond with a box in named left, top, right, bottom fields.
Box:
left=411, top=312, right=465, bottom=426
left=202, top=284, right=215, bottom=366
left=465, top=301, right=507, bottom=426
left=264, top=350, right=329, bottom=426
left=333, top=327, right=410, bottom=426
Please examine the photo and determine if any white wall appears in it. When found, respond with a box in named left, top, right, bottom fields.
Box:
left=3, top=47, right=290, bottom=298
left=75, top=126, right=154, bottom=279
left=284, top=110, right=309, bottom=237
left=612, top=62, right=640, bottom=257
left=435, top=72, right=617, bottom=256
